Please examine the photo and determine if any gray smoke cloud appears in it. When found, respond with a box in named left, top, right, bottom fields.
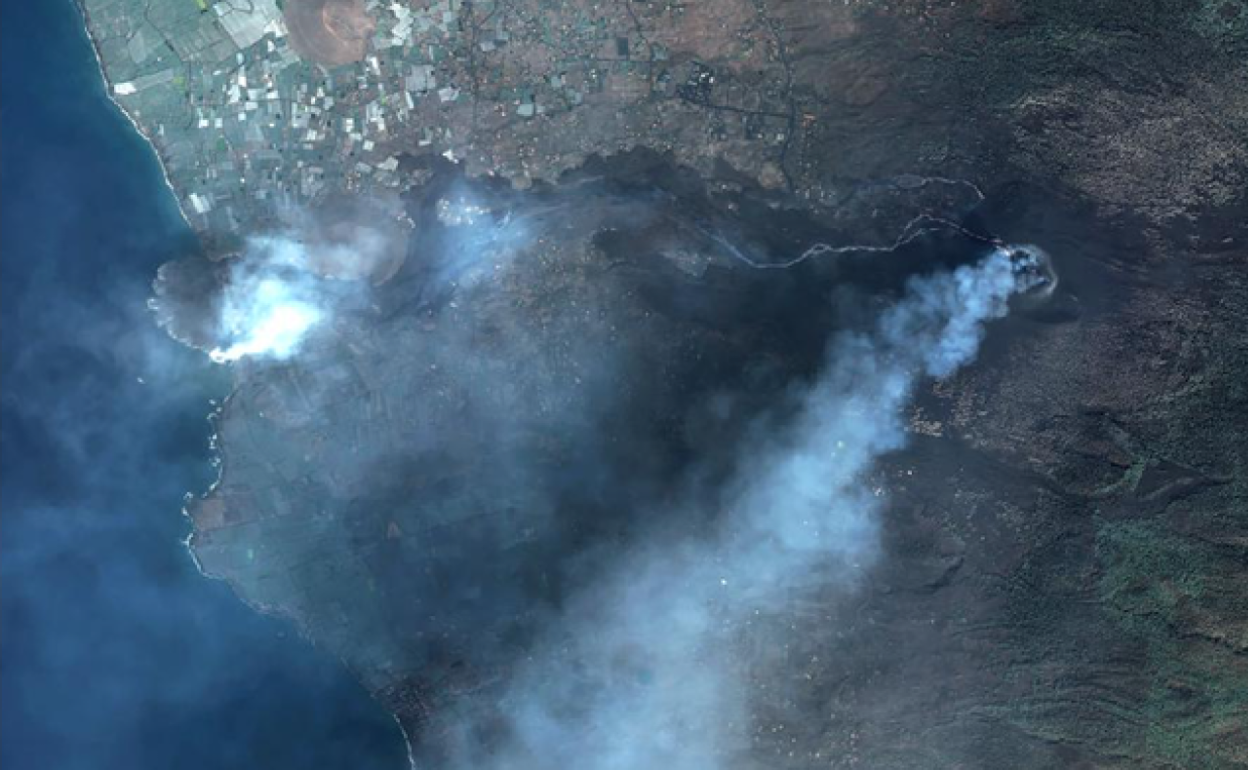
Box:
left=428, top=246, right=1048, bottom=769
left=161, top=156, right=1054, bottom=768
left=205, top=188, right=537, bottom=365
left=431, top=187, right=534, bottom=290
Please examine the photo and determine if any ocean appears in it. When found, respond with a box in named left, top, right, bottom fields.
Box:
left=0, top=1, right=407, bottom=767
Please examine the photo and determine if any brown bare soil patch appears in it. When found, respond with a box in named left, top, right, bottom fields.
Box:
left=284, top=0, right=374, bottom=66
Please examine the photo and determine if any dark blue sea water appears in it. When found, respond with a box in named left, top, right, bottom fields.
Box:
left=0, top=1, right=408, bottom=767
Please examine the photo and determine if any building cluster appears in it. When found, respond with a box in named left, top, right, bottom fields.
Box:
left=86, top=0, right=796, bottom=236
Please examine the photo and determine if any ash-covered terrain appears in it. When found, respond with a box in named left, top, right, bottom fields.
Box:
left=84, top=0, right=1248, bottom=767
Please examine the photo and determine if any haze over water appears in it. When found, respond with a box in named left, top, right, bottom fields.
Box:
left=0, top=2, right=407, bottom=767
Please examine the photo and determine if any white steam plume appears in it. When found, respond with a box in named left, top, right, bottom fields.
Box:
left=208, top=237, right=337, bottom=365
left=209, top=278, right=323, bottom=364
left=430, top=246, right=1050, bottom=770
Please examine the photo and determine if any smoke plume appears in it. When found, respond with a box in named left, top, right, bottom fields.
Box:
left=164, top=154, right=1054, bottom=769
left=206, top=236, right=358, bottom=364
left=417, top=246, right=1049, bottom=769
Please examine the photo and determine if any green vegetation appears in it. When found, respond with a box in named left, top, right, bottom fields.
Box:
left=1096, top=519, right=1210, bottom=633
left=1191, top=0, right=1248, bottom=50
left=1096, top=518, right=1248, bottom=769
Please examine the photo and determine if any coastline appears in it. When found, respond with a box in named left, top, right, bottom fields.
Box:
left=71, top=0, right=245, bottom=588
left=71, top=0, right=239, bottom=601
left=71, top=0, right=196, bottom=235
left=2, top=0, right=413, bottom=763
